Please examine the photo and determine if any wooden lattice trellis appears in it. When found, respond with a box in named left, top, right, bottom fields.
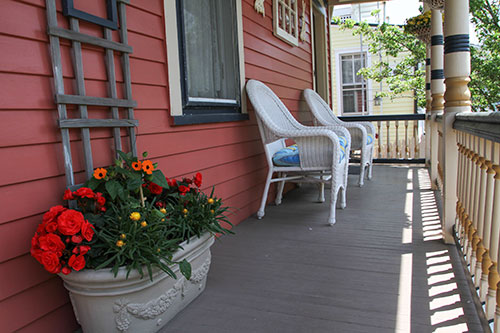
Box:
left=46, top=0, right=137, bottom=189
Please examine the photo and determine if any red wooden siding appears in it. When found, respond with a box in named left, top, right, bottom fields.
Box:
left=0, top=0, right=321, bottom=331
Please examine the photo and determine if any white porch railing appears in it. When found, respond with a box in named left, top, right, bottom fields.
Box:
left=431, top=111, right=500, bottom=329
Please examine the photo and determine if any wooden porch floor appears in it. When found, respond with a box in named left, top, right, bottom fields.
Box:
left=162, top=165, right=485, bottom=332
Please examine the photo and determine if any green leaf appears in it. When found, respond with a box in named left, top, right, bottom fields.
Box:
left=142, top=151, right=148, bottom=158
left=152, top=170, right=169, bottom=188
left=179, top=259, right=192, bottom=280
left=86, top=177, right=100, bottom=190
left=127, top=177, right=143, bottom=191
left=117, top=150, right=130, bottom=164
left=105, top=180, right=122, bottom=200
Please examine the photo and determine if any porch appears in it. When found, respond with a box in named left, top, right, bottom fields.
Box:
left=162, top=165, right=485, bottom=332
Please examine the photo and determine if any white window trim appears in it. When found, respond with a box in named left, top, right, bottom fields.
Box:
left=334, top=47, right=373, bottom=115
left=273, top=0, right=299, bottom=46
left=164, top=0, right=246, bottom=117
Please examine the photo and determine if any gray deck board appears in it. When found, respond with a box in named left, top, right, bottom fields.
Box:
left=162, top=166, right=485, bottom=332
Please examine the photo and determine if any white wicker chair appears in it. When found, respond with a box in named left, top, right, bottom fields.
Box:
left=246, top=80, right=350, bottom=225
left=304, top=89, right=375, bottom=187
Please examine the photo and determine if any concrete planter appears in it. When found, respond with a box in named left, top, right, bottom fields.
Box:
left=60, top=233, right=214, bottom=332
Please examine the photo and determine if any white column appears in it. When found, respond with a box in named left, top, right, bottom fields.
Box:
left=442, top=0, right=471, bottom=244
left=430, top=9, right=444, bottom=192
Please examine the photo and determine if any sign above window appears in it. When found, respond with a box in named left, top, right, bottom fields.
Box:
left=273, top=0, right=299, bottom=46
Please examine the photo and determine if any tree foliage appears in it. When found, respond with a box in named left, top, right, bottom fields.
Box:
left=334, top=1, right=500, bottom=112
left=469, top=0, right=500, bottom=111
left=333, top=15, right=426, bottom=108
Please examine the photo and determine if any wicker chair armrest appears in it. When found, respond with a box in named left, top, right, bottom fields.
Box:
left=277, top=128, right=345, bottom=168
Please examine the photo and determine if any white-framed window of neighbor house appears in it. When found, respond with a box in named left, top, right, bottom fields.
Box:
left=164, top=0, right=247, bottom=125
left=335, top=49, right=372, bottom=115
left=273, top=0, right=299, bottom=46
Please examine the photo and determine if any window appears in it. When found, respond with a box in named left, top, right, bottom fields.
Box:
left=340, top=53, right=367, bottom=114
left=164, top=0, right=247, bottom=125
left=273, top=0, right=299, bottom=46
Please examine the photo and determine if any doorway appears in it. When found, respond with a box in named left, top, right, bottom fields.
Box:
left=311, top=3, right=329, bottom=103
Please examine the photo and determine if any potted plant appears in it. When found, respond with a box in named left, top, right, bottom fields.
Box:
left=30, top=152, right=233, bottom=332
left=404, top=11, right=432, bottom=44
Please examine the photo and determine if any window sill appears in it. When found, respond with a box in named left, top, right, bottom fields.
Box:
left=173, top=113, right=249, bottom=126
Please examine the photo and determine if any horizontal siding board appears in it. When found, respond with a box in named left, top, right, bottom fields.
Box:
left=0, top=277, right=70, bottom=333
left=243, top=32, right=311, bottom=72
left=245, top=64, right=311, bottom=90
left=244, top=48, right=311, bottom=82
left=0, top=254, right=51, bottom=301
left=16, top=303, right=77, bottom=333
left=0, top=215, right=42, bottom=263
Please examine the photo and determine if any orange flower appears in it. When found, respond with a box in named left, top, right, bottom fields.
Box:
left=142, top=160, right=154, bottom=175
left=131, top=161, right=142, bottom=171
left=93, top=168, right=107, bottom=180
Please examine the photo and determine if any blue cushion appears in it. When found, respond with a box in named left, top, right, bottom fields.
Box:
left=273, top=137, right=348, bottom=167
left=273, top=144, right=300, bottom=166
left=367, top=133, right=374, bottom=145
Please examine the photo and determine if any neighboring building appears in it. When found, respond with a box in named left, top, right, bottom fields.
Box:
left=330, top=3, right=416, bottom=116
left=0, top=0, right=332, bottom=330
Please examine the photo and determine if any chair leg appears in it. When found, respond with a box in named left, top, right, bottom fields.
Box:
left=317, top=172, right=325, bottom=203
left=257, top=169, right=273, bottom=219
left=275, top=173, right=285, bottom=205
left=338, top=185, right=346, bottom=209
left=328, top=180, right=338, bottom=226
left=367, top=148, right=374, bottom=180
left=358, top=163, right=365, bottom=187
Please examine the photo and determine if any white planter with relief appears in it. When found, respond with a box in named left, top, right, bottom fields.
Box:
left=60, top=233, right=214, bottom=332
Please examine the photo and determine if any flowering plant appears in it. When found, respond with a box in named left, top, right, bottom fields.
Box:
left=404, top=11, right=432, bottom=35
left=31, top=151, right=233, bottom=280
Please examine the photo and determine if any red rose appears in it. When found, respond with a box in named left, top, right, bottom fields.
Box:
left=166, top=177, right=177, bottom=187
left=38, top=234, right=65, bottom=253
left=80, top=221, right=95, bottom=242
left=178, top=185, right=189, bottom=193
left=68, top=254, right=86, bottom=271
left=61, top=267, right=71, bottom=275
left=31, top=248, right=44, bottom=263
left=36, top=222, right=47, bottom=235
left=45, top=221, right=58, bottom=233
left=71, top=235, right=83, bottom=244
left=57, top=210, right=84, bottom=235
left=74, top=187, right=95, bottom=199
left=183, top=178, right=192, bottom=184
left=63, top=189, right=74, bottom=200
left=96, top=193, right=106, bottom=206
left=79, top=245, right=91, bottom=255
left=148, top=182, right=163, bottom=195
left=193, top=172, right=202, bottom=188
left=41, top=251, right=61, bottom=274
left=42, top=205, right=67, bottom=223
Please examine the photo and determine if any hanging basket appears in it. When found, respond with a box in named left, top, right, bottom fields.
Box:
left=424, top=0, right=444, bottom=10
left=412, top=25, right=431, bottom=44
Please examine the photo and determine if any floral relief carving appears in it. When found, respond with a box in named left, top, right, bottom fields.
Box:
left=113, top=256, right=212, bottom=332
left=299, top=0, right=306, bottom=42
left=254, top=0, right=265, bottom=17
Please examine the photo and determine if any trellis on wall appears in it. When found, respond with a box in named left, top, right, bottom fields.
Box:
left=45, top=0, right=137, bottom=189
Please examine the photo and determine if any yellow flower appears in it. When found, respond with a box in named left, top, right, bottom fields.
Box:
left=160, top=208, right=167, bottom=214
left=157, top=248, right=161, bottom=253
left=207, top=198, right=215, bottom=204
left=130, top=212, right=141, bottom=221
left=141, top=221, right=148, bottom=227
left=182, top=208, right=188, bottom=215
left=116, top=240, right=124, bottom=247
left=120, top=233, right=126, bottom=240
left=210, top=209, right=215, bottom=214
left=161, top=218, right=165, bottom=222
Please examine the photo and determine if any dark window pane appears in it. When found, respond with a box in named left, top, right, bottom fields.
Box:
left=181, top=0, right=238, bottom=102
left=343, top=91, right=355, bottom=113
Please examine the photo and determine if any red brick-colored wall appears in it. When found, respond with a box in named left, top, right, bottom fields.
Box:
left=0, top=0, right=317, bottom=330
